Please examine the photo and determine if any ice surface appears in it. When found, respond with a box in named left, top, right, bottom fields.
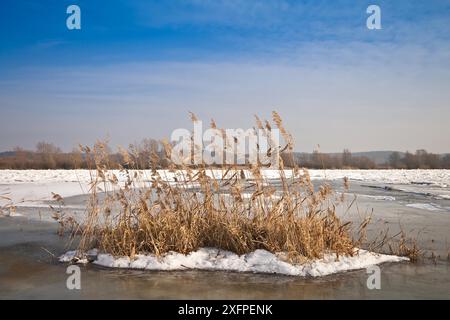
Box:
left=406, top=203, right=443, bottom=211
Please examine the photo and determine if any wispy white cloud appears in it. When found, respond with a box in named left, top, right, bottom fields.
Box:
left=1, top=40, right=450, bottom=152
left=1, top=1, right=450, bottom=152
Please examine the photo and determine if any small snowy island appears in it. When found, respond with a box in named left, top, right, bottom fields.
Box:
left=60, top=247, right=408, bottom=277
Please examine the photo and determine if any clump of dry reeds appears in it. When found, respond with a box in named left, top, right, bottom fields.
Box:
left=65, top=112, right=394, bottom=262
left=367, top=227, right=421, bottom=262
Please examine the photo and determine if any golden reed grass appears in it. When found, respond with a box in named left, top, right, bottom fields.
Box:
left=62, top=112, right=418, bottom=263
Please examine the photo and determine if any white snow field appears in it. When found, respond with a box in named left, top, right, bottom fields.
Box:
left=0, top=169, right=449, bottom=185
left=1, top=169, right=449, bottom=207
left=59, top=247, right=408, bottom=277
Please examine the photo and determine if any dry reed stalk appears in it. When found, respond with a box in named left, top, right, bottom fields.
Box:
left=60, top=113, right=416, bottom=263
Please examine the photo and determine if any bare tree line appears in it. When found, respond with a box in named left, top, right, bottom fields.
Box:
left=293, top=149, right=450, bottom=169
left=387, top=150, right=450, bottom=169
left=291, top=149, right=377, bottom=169
left=0, top=140, right=167, bottom=170
left=1, top=141, right=449, bottom=169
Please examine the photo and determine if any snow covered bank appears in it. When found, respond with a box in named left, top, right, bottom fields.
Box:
left=59, top=247, right=408, bottom=277
left=1, top=169, right=449, bottom=186
left=1, top=169, right=448, bottom=209
left=307, top=169, right=450, bottom=187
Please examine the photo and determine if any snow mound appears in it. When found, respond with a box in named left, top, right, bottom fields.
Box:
left=59, top=247, right=408, bottom=277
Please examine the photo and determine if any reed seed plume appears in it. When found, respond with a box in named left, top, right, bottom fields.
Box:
left=62, top=113, right=416, bottom=263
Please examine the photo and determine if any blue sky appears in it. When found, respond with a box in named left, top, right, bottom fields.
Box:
left=1, top=0, right=450, bottom=152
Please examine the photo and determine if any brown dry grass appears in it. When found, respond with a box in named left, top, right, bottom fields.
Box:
left=64, top=112, right=415, bottom=263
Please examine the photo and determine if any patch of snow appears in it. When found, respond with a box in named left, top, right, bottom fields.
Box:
left=339, top=193, right=396, bottom=201
left=59, top=247, right=408, bottom=277
left=0, top=182, right=89, bottom=208
left=362, top=195, right=396, bottom=201
left=405, top=203, right=443, bottom=211
left=59, top=249, right=98, bottom=264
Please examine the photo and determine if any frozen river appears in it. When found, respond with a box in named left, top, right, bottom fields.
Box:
left=1, top=170, right=450, bottom=299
